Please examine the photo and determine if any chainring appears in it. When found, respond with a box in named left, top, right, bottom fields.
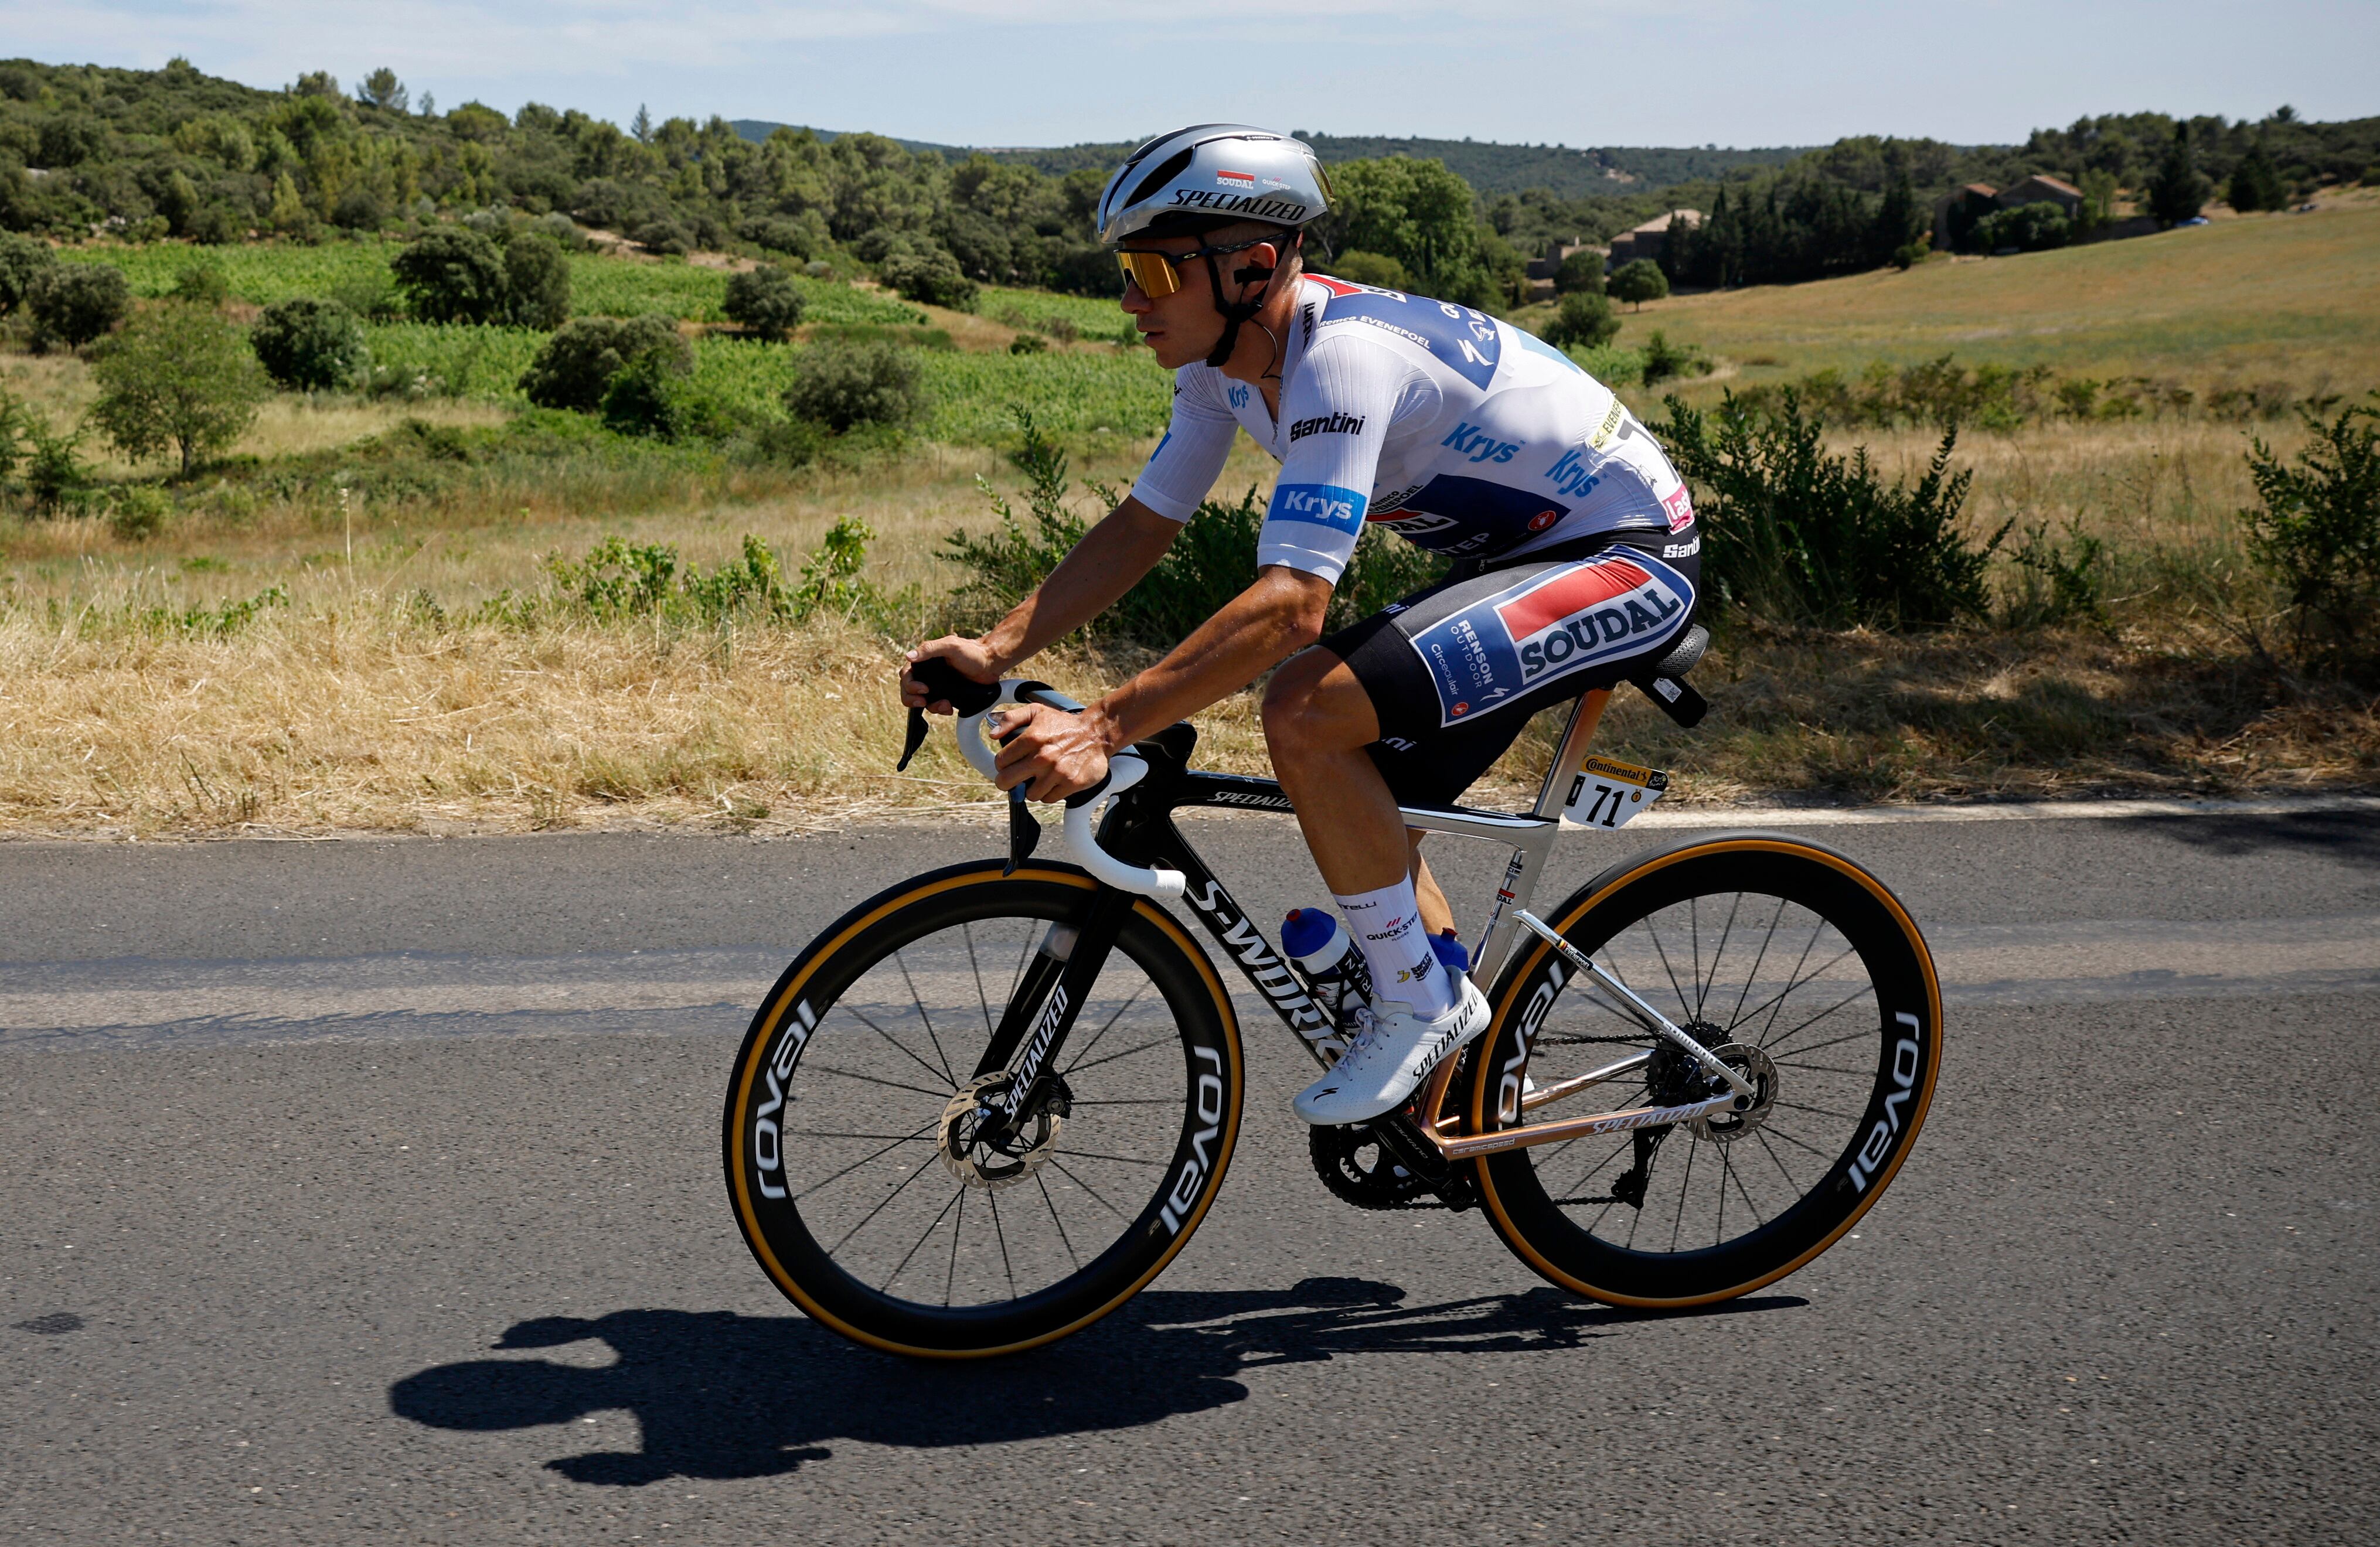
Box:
left=1308, top=1122, right=1434, bottom=1211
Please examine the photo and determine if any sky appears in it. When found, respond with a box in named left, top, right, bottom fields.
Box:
left=9, top=1, right=2376, bottom=150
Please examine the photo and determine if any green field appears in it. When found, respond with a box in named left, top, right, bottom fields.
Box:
left=75, top=241, right=922, bottom=329
left=1603, top=200, right=2380, bottom=393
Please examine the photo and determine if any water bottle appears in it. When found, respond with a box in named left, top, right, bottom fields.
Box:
left=1281, top=907, right=1373, bottom=1030
left=1431, top=929, right=1470, bottom=983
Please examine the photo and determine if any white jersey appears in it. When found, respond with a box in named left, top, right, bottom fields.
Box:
left=1129, top=275, right=1696, bottom=584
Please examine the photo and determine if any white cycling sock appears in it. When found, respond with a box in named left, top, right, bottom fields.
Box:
left=1334, top=877, right=1458, bottom=1020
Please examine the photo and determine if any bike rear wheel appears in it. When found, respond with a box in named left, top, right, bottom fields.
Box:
left=724, top=861, right=1242, bottom=1357
left=1467, top=833, right=1942, bottom=1308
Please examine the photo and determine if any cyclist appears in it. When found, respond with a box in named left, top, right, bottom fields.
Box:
left=903, top=124, right=1700, bottom=1126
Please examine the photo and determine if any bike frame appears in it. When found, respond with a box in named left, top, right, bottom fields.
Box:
left=1006, top=687, right=1740, bottom=1170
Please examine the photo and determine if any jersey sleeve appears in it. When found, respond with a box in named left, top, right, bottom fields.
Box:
left=1128, top=368, right=1237, bottom=523
left=1257, top=336, right=1418, bottom=584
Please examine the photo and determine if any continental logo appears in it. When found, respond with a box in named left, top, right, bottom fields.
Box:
left=1289, top=411, right=1364, bottom=442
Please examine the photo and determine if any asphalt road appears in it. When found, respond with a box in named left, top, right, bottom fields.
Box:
left=2, top=805, right=2376, bottom=1545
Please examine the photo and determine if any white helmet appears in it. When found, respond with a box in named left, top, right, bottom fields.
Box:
left=1095, top=123, right=1332, bottom=247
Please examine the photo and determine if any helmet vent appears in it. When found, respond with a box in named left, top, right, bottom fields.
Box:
left=1126, top=148, right=1197, bottom=213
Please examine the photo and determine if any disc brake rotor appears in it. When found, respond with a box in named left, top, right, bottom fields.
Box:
left=1688, top=1042, right=1778, bottom=1143
left=938, top=1072, right=1065, bottom=1191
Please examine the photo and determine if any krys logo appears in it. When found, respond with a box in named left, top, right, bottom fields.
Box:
left=1495, top=558, right=1686, bottom=683
left=1269, top=482, right=1366, bottom=534
left=1544, top=447, right=1602, bottom=500
left=1440, top=421, right=1518, bottom=465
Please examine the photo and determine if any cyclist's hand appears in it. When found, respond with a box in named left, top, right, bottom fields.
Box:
left=990, top=702, right=1112, bottom=803
left=902, top=637, right=1001, bottom=714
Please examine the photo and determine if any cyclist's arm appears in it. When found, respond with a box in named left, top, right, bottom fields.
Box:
left=974, top=497, right=1182, bottom=669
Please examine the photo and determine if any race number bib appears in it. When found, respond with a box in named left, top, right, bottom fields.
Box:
left=1561, top=755, right=1669, bottom=830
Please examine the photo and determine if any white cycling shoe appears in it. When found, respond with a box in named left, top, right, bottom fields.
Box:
left=1292, top=979, right=1490, bottom=1126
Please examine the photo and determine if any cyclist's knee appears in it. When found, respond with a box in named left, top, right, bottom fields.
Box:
left=1261, top=649, right=1370, bottom=755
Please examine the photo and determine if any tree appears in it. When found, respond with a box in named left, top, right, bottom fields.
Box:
left=518, top=314, right=687, bottom=412
left=88, top=302, right=268, bottom=473
left=2228, top=142, right=2287, bottom=212
left=784, top=337, right=924, bottom=432
left=251, top=298, right=368, bottom=390
left=1608, top=258, right=1669, bottom=311
left=391, top=228, right=508, bottom=323
left=1539, top=290, right=1619, bottom=351
left=880, top=250, right=976, bottom=311
left=1323, top=250, right=1409, bottom=289
left=1552, top=248, right=1604, bottom=296
left=0, top=231, right=54, bottom=318
left=631, top=104, right=653, bottom=145
left=722, top=265, right=806, bottom=339
left=1320, top=156, right=1495, bottom=306
left=171, top=261, right=229, bottom=307
left=357, top=68, right=408, bottom=114
left=2147, top=123, right=2207, bottom=226
left=501, top=233, right=571, bottom=328
left=28, top=263, right=131, bottom=349
left=1972, top=202, right=2071, bottom=252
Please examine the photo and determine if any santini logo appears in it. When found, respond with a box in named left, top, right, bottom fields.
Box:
left=1289, top=411, right=1364, bottom=442
left=1270, top=482, right=1366, bottom=534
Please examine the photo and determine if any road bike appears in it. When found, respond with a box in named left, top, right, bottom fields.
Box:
left=724, top=634, right=1942, bottom=1358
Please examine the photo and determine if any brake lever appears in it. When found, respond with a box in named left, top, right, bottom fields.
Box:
left=1005, top=788, right=1040, bottom=876
left=896, top=706, right=929, bottom=772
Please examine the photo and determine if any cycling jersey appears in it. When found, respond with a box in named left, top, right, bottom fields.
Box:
left=1129, top=275, right=1700, bottom=585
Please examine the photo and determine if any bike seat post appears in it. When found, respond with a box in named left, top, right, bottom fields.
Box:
left=1531, top=689, right=1614, bottom=820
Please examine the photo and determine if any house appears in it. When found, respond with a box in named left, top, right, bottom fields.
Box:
left=1932, top=175, right=2087, bottom=249
left=1523, top=238, right=1607, bottom=299
left=1604, top=210, right=1700, bottom=268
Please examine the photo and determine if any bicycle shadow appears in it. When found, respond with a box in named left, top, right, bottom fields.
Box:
left=389, top=1277, right=1802, bottom=1485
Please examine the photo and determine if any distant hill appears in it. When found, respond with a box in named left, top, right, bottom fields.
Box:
left=727, top=121, right=1815, bottom=195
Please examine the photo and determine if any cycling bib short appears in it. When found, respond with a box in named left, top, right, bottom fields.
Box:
left=1130, top=272, right=1701, bottom=803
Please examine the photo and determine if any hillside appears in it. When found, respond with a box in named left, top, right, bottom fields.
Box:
left=1606, top=197, right=2380, bottom=390
left=728, top=121, right=1813, bottom=195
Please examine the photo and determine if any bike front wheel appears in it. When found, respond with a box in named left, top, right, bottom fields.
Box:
left=1466, top=832, right=1943, bottom=1309
left=724, top=860, right=1243, bottom=1358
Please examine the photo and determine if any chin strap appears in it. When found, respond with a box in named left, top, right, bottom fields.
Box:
left=1201, top=233, right=1299, bottom=369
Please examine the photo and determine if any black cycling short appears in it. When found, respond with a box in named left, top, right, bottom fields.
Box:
left=1322, top=530, right=1701, bottom=807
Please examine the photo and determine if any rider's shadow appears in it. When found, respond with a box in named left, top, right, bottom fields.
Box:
left=390, top=1277, right=1800, bottom=1485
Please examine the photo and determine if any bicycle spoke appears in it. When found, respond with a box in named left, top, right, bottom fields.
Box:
left=893, top=948, right=958, bottom=1085
left=1063, top=1030, right=1179, bottom=1077
left=986, top=1187, right=1017, bottom=1301
left=1752, top=1127, right=1800, bottom=1193
left=1052, top=1147, right=1163, bottom=1167
left=1768, top=1025, right=1877, bottom=1061
left=1036, top=1173, right=1081, bottom=1272
left=945, top=1187, right=965, bottom=1307
left=1699, top=892, right=1745, bottom=1019
left=1773, top=1099, right=1864, bottom=1123
left=1668, top=1136, right=1697, bottom=1252
left=828, top=1150, right=941, bottom=1255
left=836, top=1003, right=956, bottom=1091
left=1640, top=915, right=1697, bottom=1022
left=1724, top=1147, right=1766, bottom=1229
left=1761, top=981, right=1878, bottom=1053
left=963, top=921, right=995, bottom=1041
left=1059, top=977, right=1152, bottom=1077
left=880, top=1186, right=962, bottom=1295
left=1047, top=1156, right=1133, bottom=1221
left=797, top=1120, right=942, bottom=1203
left=802, top=1064, right=951, bottom=1101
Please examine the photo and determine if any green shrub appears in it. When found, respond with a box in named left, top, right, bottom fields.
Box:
left=107, top=483, right=173, bottom=541
left=635, top=220, right=691, bottom=257
left=518, top=314, right=688, bottom=412
left=942, top=406, right=1446, bottom=649
left=1539, top=290, right=1619, bottom=351
left=1972, top=202, right=2071, bottom=253
left=1008, top=332, right=1047, bottom=355
left=501, top=233, right=571, bottom=328
left=739, top=213, right=828, bottom=260
left=721, top=265, right=805, bottom=339
left=171, top=261, right=230, bottom=307
left=2241, top=399, right=2380, bottom=669
left=1656, top=389, right=2000, bottom=629
left=538, top=525, right=906, bottom=630
left=880, top=250, right=978, bottom=311
left=0, top=231, right=54, bottom=317
left=251, top=297, right=369, bottom=390
left=391, top=227, right=508, bottom=323
left=599, top=346, right=705, bottom=439
left=1326, top=250, right=1411, bottom=289
left=1555, top=250, right=1608, bottom=297
left=1607, top=258, right=1668, bottom=309
left=328, top=265, right=404, bottom=321
left=784, top=336, right=925, bottom=432
left=1639, top=330, right=1708, bottom=387
left=28, top=262, right=131, bottom=349
left=88, top=302, right=269, bottom=473
left=22, top=422, right=88, bottom=513
left=2001, top=520, right=2109, bottom=629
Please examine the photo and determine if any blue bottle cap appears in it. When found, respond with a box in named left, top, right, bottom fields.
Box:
left=1430, top=929, right=1469, bottom=974
left=1281, top=907, right=1341, bottom=962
